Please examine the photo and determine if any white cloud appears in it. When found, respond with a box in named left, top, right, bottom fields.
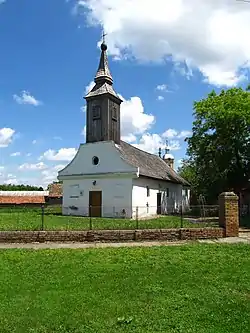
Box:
left=0, top=128, right=15, bottom=148
left=163, top=129, right=178, bottom=138
left=119, top=95, right=155, bottom=142
left=53, top=164, right=66, bottom=172
left=0, top=166, right=4, bottom=170
left=177, top=130, right=192, bottom=139
left=156, top=84, right=167, bottom=91
left=163, top=128, right=191, bottom=139
left=53, top=136, right=62, bottom=141
left=85, top=80, right=95, bottom=95
left=156, top=84, right=171, bottom=92
left=134, top=134, right=163, bottom=154
left=26, top=153, right=32, bottom=157
left=81, top=105, right=87, bottom=113
left=77, top=0, right=250, bottom=87
left=13, top=91, right=42, bottom=106
left=157, top=95, right=164, bottom=101
left=121, top=133, right=136, bottom=143
left=10, top=152, right=21, bottom=157
left=41, top=165, right=65, bottom=185
left=4, top=178, right=19, bottom=185
left=41, top=170, right=58, bottom=184
left=40, top=148, right=77, bottom=161
left=168, top=140, right=181, bottom=151
left=19, top=162, right=48, bottom=171
left=32, top=140, right=37, bottom=144
left=133, top=134, right=181, bottom=154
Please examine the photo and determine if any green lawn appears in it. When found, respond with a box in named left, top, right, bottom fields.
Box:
left=0, top=207, right=219, bottom=231
left=0, top=245, right=250, bottom=332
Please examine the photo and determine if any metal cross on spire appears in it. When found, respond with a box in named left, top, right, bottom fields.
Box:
left=102, top=29, right=107, bottom=44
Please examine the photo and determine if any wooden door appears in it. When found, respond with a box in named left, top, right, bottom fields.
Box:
left=89, top=191, right=102, bottom=217
left=157, top=193, right=162, bottom=215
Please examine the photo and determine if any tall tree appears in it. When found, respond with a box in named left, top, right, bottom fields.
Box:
left=184, top=87, right=250, bottom=203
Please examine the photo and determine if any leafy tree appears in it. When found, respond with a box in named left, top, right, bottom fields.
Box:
left=183, top=87, right=250, bottom=203
left=0, top=184, right=44, bottom=191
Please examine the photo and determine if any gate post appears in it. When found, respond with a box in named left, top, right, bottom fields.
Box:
left=219, top=192, right=239, bottom=237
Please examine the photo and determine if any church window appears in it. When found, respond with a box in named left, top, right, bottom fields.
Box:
left=70, top=184, right=79, bottom=198
left=92, top=156, right=99, bottom=165
left=112, top=105, right=117, bottom=121
left=146, top=186, right=150, bottom=197
left=92, top=105, right=101, bottom=120
left=166, top=188, right=169, bottom=197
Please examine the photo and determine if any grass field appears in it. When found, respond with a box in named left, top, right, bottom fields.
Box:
left=0, top=244, right=250, bottom=333
left=0, top=206, right=220, bottom=231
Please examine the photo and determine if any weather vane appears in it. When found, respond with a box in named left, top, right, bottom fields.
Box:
left=165, top=140, right=169, bottom=154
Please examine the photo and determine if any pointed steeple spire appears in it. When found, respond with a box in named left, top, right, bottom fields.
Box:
left=94, top=31, right=113, bottom=85
left=84, top=32, right=122, bottom=145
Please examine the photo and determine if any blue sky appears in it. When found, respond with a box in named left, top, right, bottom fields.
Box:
left=1, top=0, right=250, bottom=188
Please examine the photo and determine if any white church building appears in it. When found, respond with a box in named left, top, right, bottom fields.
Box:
left=58, top=40, right=190, bottom=219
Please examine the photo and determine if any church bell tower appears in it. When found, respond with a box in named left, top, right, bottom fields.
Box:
left=84, top=35, right=123, bottom=145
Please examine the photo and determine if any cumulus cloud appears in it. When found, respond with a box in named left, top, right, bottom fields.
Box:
left=119, top=95, right=155, bottom=142
left=134, top=134, right=182, bottom=154
left=19, top=162, right=48, bottom=171
left=85, top=80, right=95, bottom=95
left=40, top=148, right=77, bottom=161
left=41, top=165, right=66, bottom=184
left=10, top=152, right=21, bottom=157
left=76, top=0, right=250, bottom=86
left=163, top=129, right=192, bottom=139
left=0, top=128, right=15, bottom=148
left=13, top=91, right=42, bottom=106
left=157, top=95, right=164, bottom=101
left=4, top=178, right=19, bottom=185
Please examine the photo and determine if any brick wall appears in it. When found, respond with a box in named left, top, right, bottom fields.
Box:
left=219, top=192, right=239, bottom=237
left=0, top=228, right=224, bottom=243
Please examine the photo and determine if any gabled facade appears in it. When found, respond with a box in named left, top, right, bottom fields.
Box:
left=58, top=39, right=190, bottom=219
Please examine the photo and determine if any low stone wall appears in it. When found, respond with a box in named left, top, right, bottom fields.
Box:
left=0, top=228, right=224, bottom=243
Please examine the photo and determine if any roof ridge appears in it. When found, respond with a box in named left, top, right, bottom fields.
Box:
left=121, top=140, right=162, bottom=159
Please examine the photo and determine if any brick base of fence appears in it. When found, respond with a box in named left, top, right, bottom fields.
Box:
left=0, top=228, right=224, bottom=243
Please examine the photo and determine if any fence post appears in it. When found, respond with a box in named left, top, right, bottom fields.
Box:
left=89, top=205, right=92, bottom=230
left=136, top=206, right=139, bottom=229
left=180, top=204, right=183, bottom=228
left=41, top=205, right=44, bottom=231
left=219, top=192, right=239, bottom=237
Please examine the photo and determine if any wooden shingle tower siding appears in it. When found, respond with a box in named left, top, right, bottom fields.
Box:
left=84, top=39, right=123, bottom=144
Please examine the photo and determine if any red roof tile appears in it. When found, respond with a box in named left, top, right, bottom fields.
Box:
left=0, top=196, right=45, bottom=204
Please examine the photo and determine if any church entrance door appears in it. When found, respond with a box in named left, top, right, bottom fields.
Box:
left=89, top=191, right=102, bottom=217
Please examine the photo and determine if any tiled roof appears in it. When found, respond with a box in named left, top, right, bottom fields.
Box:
left=116, top=141, right=190, bottom=185
left=85, top=82, right=120, bottom=100
left=0, top=191, right=49, bottom=196
left=47, top=183, right=62, bottom=197
left=94, top=45, right=113, bottom=84
left=0, top=196, right=45, bottom=204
